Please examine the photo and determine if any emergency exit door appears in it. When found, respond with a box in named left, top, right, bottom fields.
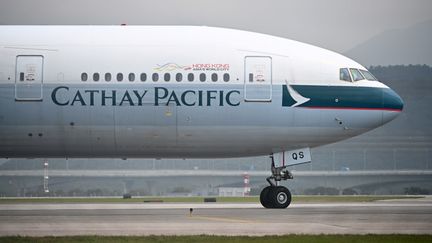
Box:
left=15, top=55, right=44, bottom=101
left=244, top=56, right=272, bottom=101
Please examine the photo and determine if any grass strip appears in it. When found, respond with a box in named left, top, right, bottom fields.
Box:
left=0, top=234, right=431, bottom=243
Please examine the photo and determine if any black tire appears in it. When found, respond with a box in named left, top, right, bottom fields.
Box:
left=260, top=186, right=273, bottom=208
left=270, top=186, right=291, bottom=208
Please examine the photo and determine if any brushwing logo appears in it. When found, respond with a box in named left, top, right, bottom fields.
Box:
left=287, top=84, right=310, bottom=107
left=282, top=84, right=310, bottom=107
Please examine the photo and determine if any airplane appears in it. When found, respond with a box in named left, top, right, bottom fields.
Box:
left=0, top=26, right=403, bottom=208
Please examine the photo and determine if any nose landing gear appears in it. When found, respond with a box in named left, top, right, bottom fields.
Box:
left=260, top=155, right=293, bottom=209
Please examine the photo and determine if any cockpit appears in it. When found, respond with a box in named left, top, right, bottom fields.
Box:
left=339, top=68, right=377, bottom=82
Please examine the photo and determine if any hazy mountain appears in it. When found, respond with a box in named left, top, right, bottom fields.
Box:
left=345, top=19, right=432, bottom=66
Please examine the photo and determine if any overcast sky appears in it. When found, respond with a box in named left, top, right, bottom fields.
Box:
left=0, top=0, right=431, bottom=52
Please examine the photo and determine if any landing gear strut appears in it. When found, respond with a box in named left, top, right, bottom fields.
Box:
left=260, top=155, right=293, bottom=208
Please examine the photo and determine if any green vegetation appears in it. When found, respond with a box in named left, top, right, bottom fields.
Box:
left=404, top=187, right=430, bottom=195
left=0, top=195, right=422, bottom=204
left=369, top=64, right=432, bottom=82
left=0, top=235, right=431, bottom=243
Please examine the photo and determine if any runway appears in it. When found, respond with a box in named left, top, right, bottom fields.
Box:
left=0, top=197, right=431, bottom=236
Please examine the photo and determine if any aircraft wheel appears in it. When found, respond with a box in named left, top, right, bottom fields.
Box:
left=260, top=186, right=273, bottom=208
left=270, top=186, right=291, bottom=208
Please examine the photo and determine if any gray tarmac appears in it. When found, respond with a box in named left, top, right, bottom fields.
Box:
left=0, top=197, right=431, bottom=236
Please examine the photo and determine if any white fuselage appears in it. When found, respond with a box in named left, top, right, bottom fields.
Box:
left=0, top=26, right=403, bottom=158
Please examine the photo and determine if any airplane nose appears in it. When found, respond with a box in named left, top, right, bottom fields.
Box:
left=382, top=88, right=404, bottom=124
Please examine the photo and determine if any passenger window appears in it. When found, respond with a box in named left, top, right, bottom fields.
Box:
left=140, top=73, right=147, bottom=82
left=360, top=70, right=377, bottom=81
left=339, top=68, right=351, bottom=82
left=117, top=73, right=123, bottom=82
left=81, top=73, right=88, bottom=81
left=211, top=73, right=218, bottom=82
left=152, top=73, right=159, bottom=82
left=176, top=73, right=182, bottom=82
left=187, top=73, right=194, bottom=82
left=350, top=68, right=365, bottom=81
left=164, top=73, right=170, bottom=82
left=105, top=73, right=111, bottom=82
left=199, top=73, right=206, bottom=82
left=223, top=73, right=230, bottom=82
left=93, top=73, right=100, bottom=82
left=128, top=73, right=135, bottom=82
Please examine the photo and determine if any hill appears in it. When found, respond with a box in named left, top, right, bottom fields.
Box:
left=345, top=20, right=432, bottom=66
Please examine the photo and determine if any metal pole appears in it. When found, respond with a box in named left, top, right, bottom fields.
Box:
left=243, top=172, right=250, bottom=197
left=43, top=159, right=49, bottom=193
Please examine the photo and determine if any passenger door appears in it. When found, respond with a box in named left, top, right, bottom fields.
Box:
left=244, top=56, right=272, bottom=101
left=15, top=55, right=44, bottom=101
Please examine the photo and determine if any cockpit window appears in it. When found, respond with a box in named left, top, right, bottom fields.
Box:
left=350, top=68, right=365, bottom=81
left=340, top=68, right=351, bottom=82
left=359, top=70, right=377, bottom=81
